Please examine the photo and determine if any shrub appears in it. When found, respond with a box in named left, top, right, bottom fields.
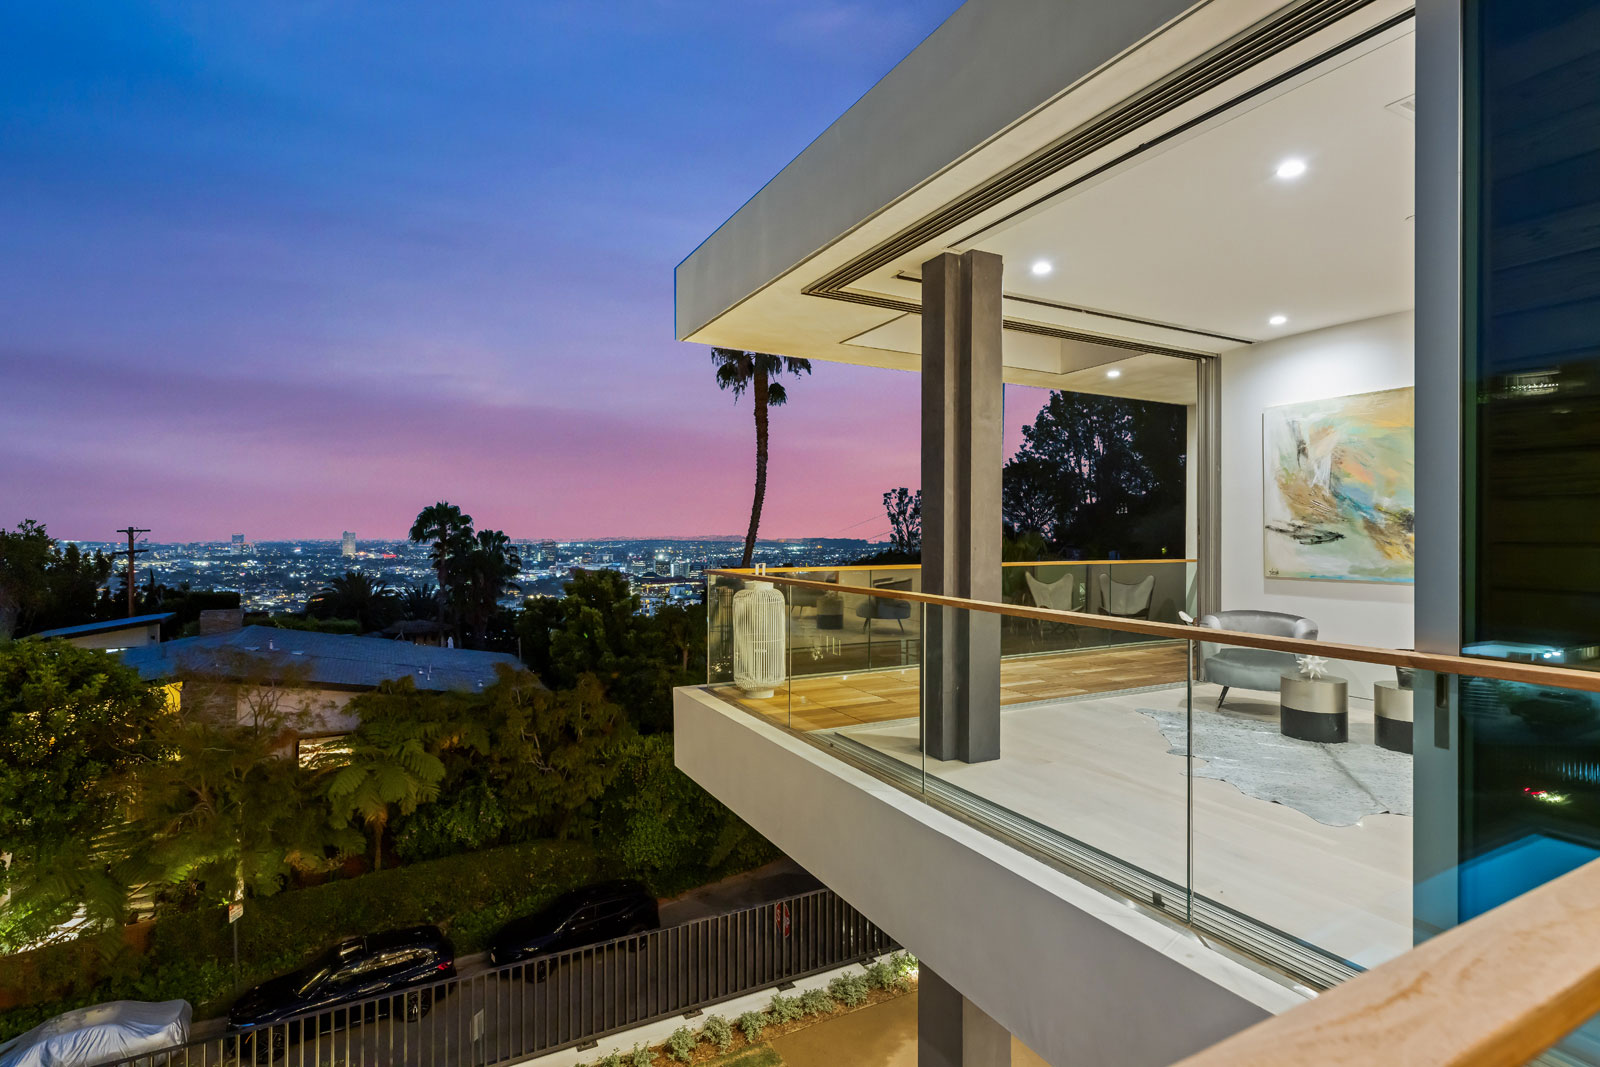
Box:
left=630, top=1044, right=653, bottom=1067
left=798, top=988, right=835, bottom=1015
left=769, top=993, right=803, bottom=1023
left=703, top=1014, right=734, bottom=1051
left=828, top=971, right=870, bottom=1007
left=738, top=1010, right=769, bottom=1043
left=864, top=960, right=895, bottom=990
left=889, top=950, right=918, bottom=980
left=599, top=1051, right=625, bottom=1067
left=666, top=1026, right=696, bottom=1063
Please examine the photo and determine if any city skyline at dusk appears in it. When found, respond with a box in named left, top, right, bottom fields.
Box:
left=2, top=1, right=973, bottom=543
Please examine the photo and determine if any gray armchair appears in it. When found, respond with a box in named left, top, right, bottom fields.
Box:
left=855, top=576, right=913, bottom=631
left=1195, top=610, right=1318, bottom=709
left=787, top=571, right=838, bottom=615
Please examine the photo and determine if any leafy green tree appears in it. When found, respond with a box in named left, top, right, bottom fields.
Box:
left=710, top=349, right=813, bottom=568
left=308, top=570, right=398, bottom=632
left=123, top=653, right=358, bottom=905
left=360, top=667, right=628, bottom=859
left=1001, top=392, right=1186, bottom=558
left=597, top=735, right=776, bottom=893
left=517, top=570, right=703, bottom=733
left=882, top=488, right=922, bottom=554
left=0, top=641, right=165, bottom=952
left=0, top=521, right=116, bottom=639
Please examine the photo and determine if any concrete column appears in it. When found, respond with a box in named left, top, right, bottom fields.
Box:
left=919, top=964, right=1011, bottom=1067
left=922, top=249, right=1003, bottom=763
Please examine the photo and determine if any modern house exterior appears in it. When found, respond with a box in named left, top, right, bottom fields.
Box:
left=673, top=0, right=1600, bottom=1063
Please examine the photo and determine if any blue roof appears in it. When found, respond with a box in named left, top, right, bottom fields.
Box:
left=30, top=613, right=175, bottom=639
left=119, top=626, right=526, bottom=692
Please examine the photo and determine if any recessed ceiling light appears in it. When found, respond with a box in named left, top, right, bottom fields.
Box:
left=1275, top=158, right=1308, bottom=180
left=1106, top=368, right=1122, bottom=379
left=1030, top=259, right=1053, bottom=276
left=1268, top=314, right=1288, bottom=326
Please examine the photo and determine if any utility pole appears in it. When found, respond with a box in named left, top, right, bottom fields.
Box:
left=113, top=527, right=150, bottom=618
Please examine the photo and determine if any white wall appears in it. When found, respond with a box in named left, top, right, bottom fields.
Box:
left=1220, top=311, right=1414, bottom=696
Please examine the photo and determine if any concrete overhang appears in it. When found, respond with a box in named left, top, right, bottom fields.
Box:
left=675, top=0, right=1415, bottom=399
left=674, top=686, right=1308, bottom=1067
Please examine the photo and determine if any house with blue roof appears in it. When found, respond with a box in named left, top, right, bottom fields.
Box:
left=120, top=624, right=528, bottom=746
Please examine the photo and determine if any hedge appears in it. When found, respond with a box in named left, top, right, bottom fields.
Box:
left=0, top=839, right=598, bottom=1041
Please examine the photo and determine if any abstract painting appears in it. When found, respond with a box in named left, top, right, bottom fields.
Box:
left=1263, top=387, right=1414, bottom=582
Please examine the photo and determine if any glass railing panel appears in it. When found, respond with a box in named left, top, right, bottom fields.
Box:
left=1189, top=640, right=1415, bottom=970
left=1002, top=560, right=1194, bottom=657
left=914, top=602, right=1192, bottom=896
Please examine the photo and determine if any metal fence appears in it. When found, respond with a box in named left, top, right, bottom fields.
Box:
left=99, top=889, right=893, bottom=1067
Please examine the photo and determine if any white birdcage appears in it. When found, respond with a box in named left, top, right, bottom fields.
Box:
left=732, top=577, right=787, bottom=697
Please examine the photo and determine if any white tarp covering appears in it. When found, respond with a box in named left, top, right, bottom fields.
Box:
left=0, top=1000, right=191, bottom=1067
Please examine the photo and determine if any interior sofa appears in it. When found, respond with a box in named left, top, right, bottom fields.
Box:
left=1195, top=609, right=1319, bottom=709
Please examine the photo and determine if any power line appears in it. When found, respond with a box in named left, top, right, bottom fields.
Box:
left=112, top=526, right=150, bottom=618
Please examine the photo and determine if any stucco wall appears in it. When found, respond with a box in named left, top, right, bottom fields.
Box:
left=1219, top=311, right=1415, bottom=696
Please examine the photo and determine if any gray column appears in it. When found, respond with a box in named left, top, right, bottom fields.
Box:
left=919, top=964, right=1011, bottom=1067
left=1412, top=0, right=1463, bottom=939
left=922, top=250, right=1003, bottom=764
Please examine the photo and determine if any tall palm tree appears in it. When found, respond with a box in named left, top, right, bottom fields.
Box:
left=409, top=503, right=474, bottom=640
left=461, top=529, right=521, bottom=648
left=711, top=349, right=812, bottom=568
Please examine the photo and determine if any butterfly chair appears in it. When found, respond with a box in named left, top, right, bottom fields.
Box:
left=1095, top=572, right=1157, bottom=620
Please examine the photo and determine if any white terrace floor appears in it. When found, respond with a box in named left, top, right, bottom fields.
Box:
left=716, top=656, right=1411, bottom=971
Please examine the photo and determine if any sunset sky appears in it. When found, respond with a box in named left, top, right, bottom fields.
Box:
left=1, top=1, right=1047, bottom=543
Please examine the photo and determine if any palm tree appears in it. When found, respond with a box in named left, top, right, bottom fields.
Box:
left=399, top=582, right=439, bottom=621
left=711, top=349, right=813, bottom=567
left=461, top=529, right=521, bottom=648
left=309, top=570, right=395, bottom=631
left=409, top=503, right=474, bottom=640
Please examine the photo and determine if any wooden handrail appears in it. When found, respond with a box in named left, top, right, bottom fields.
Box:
left=716, top=559, right=1196, bottom=574
left=1172, top=857, right=1600, bottom=1067
left=706, top=569, right=1600, bottom=694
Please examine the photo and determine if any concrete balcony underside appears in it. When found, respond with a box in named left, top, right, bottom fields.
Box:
left=674, top=681, right=1309, bottom=1067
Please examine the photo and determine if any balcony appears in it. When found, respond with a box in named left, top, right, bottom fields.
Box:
left=696, top=566, right=1600, bottom=996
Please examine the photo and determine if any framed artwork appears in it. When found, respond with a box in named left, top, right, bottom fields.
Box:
left=1263, top=387, right=1414, bottom=583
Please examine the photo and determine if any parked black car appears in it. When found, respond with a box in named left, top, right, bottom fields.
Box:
left=227, top=925, right=455, bottom=1054
left=488, top=880, right=659, bottom=971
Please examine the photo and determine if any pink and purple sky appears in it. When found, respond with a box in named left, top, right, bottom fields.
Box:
left=1, top=1, right=1047, bottom=543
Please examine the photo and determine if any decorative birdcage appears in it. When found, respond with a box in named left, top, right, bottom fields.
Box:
left=732, top=579, right=787, bottom=697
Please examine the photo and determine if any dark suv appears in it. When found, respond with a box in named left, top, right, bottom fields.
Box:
left=228, top=925, right=455, bottom=1052
left=487, top=880, right=659, bottom=970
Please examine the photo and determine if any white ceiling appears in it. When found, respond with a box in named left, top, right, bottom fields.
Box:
left=969, top=29, right=1415, bottom=345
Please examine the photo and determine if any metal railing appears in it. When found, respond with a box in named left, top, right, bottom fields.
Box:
left=98, top=889, right=892, bottom=1067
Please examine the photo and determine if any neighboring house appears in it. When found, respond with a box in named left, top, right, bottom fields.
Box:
left=29, top=613, right=174, bottom=651
left=119, top=624, right=525, bottom=744
left=673, top=1, right=1600, bottom=1064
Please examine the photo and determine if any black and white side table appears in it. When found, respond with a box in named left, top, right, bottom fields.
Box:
left=1373, top=681, right=1414, bottom=753
left=1279, top=673, right=1349, bottom=743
